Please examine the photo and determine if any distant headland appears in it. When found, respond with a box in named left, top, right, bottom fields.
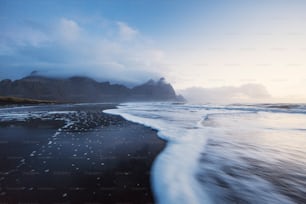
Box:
left=0, top=74, right=185, bottom=104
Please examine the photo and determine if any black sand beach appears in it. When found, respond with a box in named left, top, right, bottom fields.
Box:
left=0, top=104, right=165, bottom=204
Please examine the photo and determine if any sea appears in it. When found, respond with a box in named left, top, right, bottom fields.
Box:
left=104, top=102, right=306, bottom=204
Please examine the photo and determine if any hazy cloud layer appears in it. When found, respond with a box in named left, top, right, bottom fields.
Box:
left=0, top=17, right=166, bottom=84
left=179, top=84, right=271, bottom=104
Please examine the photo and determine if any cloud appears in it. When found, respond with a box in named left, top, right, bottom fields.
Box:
left=0, top=22, right=50, bottom=49
left=179, top=84, right=271, bottom=104
left=0, top=17, right=166, bottom=84
left=57, top=18, right=81, bottom=43
left=116, top=21, right=138, bottom=41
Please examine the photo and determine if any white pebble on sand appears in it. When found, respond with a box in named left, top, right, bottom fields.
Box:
left=30, top=151, right=36, bottom=157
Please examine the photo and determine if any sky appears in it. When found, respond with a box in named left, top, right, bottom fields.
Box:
left=1, top=0, right=306, bottom=103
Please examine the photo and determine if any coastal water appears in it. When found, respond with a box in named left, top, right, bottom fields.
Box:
left=104, top=103, right=306, bottom=204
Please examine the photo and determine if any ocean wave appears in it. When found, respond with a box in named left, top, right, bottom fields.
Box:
left=104, top=102, right=306, bottom=204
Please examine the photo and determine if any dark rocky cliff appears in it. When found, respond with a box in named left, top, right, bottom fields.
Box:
left=130, top=77, right=177, bottom=101
left=0, top=76, right=183, bottom=103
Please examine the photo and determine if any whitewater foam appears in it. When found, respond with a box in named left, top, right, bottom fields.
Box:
left=104, top=103, right=213, bottom=204
left=104, top=102, right=306, bottom=204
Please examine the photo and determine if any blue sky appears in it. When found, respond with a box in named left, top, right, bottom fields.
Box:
left=1, top=0, right=306, bottom=102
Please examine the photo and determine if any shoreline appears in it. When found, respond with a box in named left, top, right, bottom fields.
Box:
left=0, top=96, right=57, bottom=106
left=0, top=103, right=165, bottom=203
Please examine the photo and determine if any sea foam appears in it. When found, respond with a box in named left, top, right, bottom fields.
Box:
left=104, top=102, right=306, bottom=204
left=104, top=103, right=213, bottom=204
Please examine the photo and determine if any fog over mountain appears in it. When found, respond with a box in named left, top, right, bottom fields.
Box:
left=179, top=84, right=272, bottom=104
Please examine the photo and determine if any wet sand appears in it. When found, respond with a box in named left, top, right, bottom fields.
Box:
left=0, top=104, right=165, bottom=204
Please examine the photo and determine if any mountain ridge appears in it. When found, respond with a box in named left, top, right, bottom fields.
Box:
left=0, top=75, right=184, bottom=103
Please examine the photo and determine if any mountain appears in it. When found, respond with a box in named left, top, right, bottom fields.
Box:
left=0, top=75, right=183, bottom=103
left=131, top=77, right=177, bottom=101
